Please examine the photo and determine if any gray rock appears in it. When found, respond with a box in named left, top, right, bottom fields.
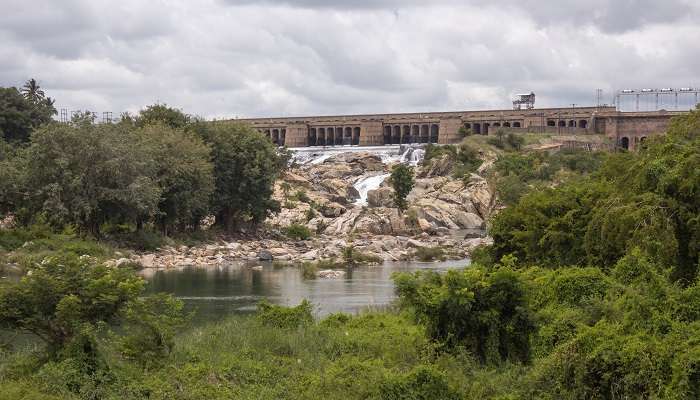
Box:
left=257, top=250, right=273, bottom=261
left=367, top=187, right=394, bottom=208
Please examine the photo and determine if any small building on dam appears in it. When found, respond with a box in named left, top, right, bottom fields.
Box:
left=237, top=105, right=688, bottom=151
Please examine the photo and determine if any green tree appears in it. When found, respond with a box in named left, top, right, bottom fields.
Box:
left=135, top=123, right=214, bottom=233
left=137, top=104, right=190, bottom=129
left=198, top=122, right=285, bottom=232
left=0, top=255, right=143, bottom=356
left=390, top=163, right=414, bottom=211
left=15, top=122, right=160, bottom=235
left=0, top=86, right=56, bottom=143
left=20, top=78, right=46, bottom=103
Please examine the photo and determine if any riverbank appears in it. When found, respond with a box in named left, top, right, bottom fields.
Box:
left=127, top=232, right=490, bottom=269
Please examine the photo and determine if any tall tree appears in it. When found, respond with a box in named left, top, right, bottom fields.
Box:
left=135, top=123, right=215, bottom=233
left=20, top=78, right=45, bottom=103
left=197, top=122, right=284, bottom=232
left=390, top=163, right=415, bottom=211
left=0, top=86, right=55, bottom=142
left=16, top=123, right=160, bottom=235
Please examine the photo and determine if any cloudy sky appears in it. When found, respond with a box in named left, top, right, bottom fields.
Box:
left=1, top=0, right=699, bottom=118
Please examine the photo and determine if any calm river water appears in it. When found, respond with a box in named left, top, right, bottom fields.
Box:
left=141, top=259, right=470, bottom=324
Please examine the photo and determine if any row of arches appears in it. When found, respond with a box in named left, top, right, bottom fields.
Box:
left=308, top=126, right=361, bottom=146
left=262, top=128, right=286, bottom=146
left=546, top=119, right=589, bottom=128
left=464, top=121, right=521, bottom=135
left=383, top=124, right=439, bottom=145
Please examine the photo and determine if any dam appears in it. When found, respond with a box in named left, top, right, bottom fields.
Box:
left=239, top=105, right=688, bottom=151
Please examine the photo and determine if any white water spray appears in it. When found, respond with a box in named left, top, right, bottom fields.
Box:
left=354, top=173, right=391, bottom=206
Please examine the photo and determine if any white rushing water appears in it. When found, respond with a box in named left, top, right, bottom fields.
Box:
left=354, top=173, right=391, bottom=206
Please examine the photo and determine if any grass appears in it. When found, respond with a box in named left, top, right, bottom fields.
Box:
left=0, top=308, right=527, bottom=399
left=299, top=259, right=346, bottom=279
left=342, top=246, right=383, bottom=266
left=1, top=225, right=116, bottom=268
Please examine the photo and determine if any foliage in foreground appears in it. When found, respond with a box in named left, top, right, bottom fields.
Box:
left=3, top=251, right=699, bottom=400
left=0, top=255, right=185, bottom=367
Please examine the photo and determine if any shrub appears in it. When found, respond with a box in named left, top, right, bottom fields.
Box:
left=283, top=223, right=312, bottom=240
left=115, top=293, right=187, bottom=368
left=379, top=365, right=461, bottom=400
left=394, top=267, right=535, bottom=364
left=301, top=262, right=319, bottom=279
left=292, top=189, right=310, bottom=203
left=342, top=246, right=383, bottom=266
left=505, top=133, right=525, bottom=150
left=256, top=300, right=314, bottom=329
left=305, top=207, right=317, bottom=221
left=414, top=246, right=445, bottom=262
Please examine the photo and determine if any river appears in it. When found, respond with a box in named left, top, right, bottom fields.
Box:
left=141, top=259, right=470, bottom=325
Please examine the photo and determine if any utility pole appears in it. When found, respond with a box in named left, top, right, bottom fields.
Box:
left=571, top=103, right=576, bottom=131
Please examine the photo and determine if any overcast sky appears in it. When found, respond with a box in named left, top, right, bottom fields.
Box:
left=1, top=0, right=699, bottom=118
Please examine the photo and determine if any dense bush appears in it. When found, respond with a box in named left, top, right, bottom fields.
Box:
left=135, top=123, right=214, bottom=233
left=394, top=267, right=535, bottom=364
left=283, top=223, right=312, bottom=240
left=10, top=122, right=160, bottom=235
left=0, top=255, right=183, bottom=359
left=256, top=299, right=313, bottom=329
left=1, top=103, right=285, bottom=238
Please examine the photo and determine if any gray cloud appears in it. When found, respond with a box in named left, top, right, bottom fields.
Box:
left=0, top=0, right=698, bottom=118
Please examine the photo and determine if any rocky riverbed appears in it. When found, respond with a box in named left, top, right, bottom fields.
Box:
left=124, top=145, right=498, bottom=269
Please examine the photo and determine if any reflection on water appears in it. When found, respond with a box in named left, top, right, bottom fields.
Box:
left=142, top=259, right=470, bottom=324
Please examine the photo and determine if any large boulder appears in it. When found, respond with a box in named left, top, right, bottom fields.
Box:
left=367, top=187, right=394, bottom=208
left=321, top=202, right=346, bottom=218
left=257, top=250, right=273, bottom=261
left=320, top=178, right=360, bottom=204
left=282, top=172, right=312, bottom=188
left=339, top=152, right=384, bottom=172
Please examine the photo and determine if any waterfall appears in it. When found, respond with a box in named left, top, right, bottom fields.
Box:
left=354, top=173, right=391, bottom=206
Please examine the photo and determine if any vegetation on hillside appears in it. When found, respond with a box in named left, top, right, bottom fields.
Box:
left=492, top=148, right=607, bottom=205
left=423, top=142, right=483, bottom=180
